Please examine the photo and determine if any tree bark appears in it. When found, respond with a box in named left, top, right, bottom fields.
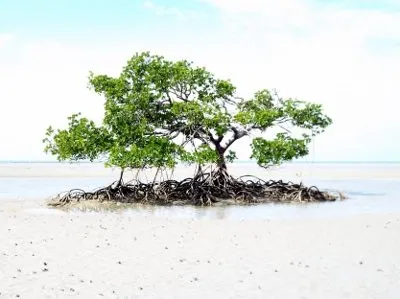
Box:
left=218, top=158, right=227, bottom=171
left=117, top=169, right=124, bottom=186
left=215, top=145, right=227, bottom=171
left=210, top=128, right=248, bottom=172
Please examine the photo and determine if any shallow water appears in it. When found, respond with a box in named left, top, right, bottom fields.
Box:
left=1, top=162, right=400, bottom=220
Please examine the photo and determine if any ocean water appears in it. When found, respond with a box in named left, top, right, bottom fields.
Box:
left=1, top=162, right=400, bottom=220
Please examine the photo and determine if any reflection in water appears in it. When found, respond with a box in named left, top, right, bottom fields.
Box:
left=6, top=174, right=400, bottom=220
left=64, top=203, right=231, bottom=220
left=40, top=190, right=399, bottom=221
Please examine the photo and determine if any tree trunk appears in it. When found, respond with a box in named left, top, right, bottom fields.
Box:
left=216, top=147, right=227, bottom=171
left=195, top=164, right=203, bottom=176
left=117, top=169, right=124, bottom=186
left=218, top=157, right=227, bottom=170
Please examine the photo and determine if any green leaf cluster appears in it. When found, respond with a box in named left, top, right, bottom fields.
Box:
left=43, top=52, right=332, bottom=170
left=251, top=133, right=310, bottom=167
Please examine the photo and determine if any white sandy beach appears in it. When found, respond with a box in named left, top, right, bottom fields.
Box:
left=1, top=163, right=400, bottom=298
left=0, top=199, right=399, bottom=299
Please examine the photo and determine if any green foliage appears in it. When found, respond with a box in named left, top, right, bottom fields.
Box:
left=43, top=113, right=112, bottom=162
left=251, top=133, right=310, bottom=167
left=106, top=136, right=183, bottom=169
left=180, top=143, right=219, bottom=166
left=43, top=51, right=332, bottom=170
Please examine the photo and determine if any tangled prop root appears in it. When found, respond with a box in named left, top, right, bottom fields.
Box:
left=48, top=170, right=344, bottom=207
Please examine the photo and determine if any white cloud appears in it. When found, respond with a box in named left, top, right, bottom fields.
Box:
left=143, top=0, right=183, bottom=17
left=0, top=33, right=14, bottom=48
left=142, top=0, right=204, bottom=19
left=0, top=1, right=399, bottom=161
left=204, top=0, right=400, bottom=41
left=199, top=0, right=400, bottom=161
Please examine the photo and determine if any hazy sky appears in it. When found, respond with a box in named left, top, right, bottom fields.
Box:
left=0, top=0, right=399, bottom=161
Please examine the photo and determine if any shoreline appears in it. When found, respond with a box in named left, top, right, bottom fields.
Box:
left=0, top=195, right=397, bottom=222
left=1, top=162, right=400, bottom=179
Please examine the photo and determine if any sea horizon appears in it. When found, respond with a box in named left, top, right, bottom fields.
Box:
left=0, top=160, right=400, bottom=164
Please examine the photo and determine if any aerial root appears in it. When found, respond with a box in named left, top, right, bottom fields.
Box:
left=48, top=170, right=341, bottom=207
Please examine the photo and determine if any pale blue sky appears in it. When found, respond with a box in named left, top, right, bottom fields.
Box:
left=0, top=0, right=399, bottom=161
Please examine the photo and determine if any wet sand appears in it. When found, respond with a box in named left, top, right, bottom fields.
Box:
left=0, top=200, right=399, bottom=298
left=1, top=162, right=400, bottom=180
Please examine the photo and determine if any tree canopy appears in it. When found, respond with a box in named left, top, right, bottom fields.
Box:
left=44, top=52, right=332, bottom=172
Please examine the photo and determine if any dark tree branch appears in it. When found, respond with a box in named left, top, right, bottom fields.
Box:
left=164, top=90, right=173, bottom=104
left=168, top=88, right=188, bottom=102
left=278, top=124, right=291, bottom=133
left=223, top=127, right=247, bottom=151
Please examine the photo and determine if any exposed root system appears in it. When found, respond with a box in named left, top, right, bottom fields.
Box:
left=48, top=170, right=344, bottom=207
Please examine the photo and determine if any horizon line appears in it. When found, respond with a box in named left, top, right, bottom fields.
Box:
left=0, top=160, right=399, bottom=164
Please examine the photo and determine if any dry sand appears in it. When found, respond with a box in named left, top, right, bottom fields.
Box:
left=0, top=199, right=399, bottom=299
